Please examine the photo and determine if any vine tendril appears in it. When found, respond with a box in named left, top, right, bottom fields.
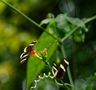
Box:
left=30, top=72, right=54, bottom=89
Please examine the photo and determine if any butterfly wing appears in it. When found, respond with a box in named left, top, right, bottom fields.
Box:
left=52, top=59, right=69, bottom=79
left=20, top=40, right=37, bottom=63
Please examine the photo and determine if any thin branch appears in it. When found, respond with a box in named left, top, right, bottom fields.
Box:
left=67, top=66, right=74, bottom=90
left=61, top=27, right=78, bottom=42
left=84, top=15, right=96, bottom=23
left=0, top=0, right=61, bottom=43
left=60, top=44, right=74, bottom=90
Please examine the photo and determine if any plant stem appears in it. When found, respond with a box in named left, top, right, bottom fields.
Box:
left=61, top=15, right=96, bottom=42
left=60, top=44, right=74, bottom=90
left=60, top=44, right=67, bottom=58
left=67, top=66, right=74, bottom=90
left=0, top=0, right=40, bottom=29
left=0, top=0, right=61, bottom=43
left=61, top=27, right=78, bottom=42
left=84, top=15, right=96, bottom=23
left=55, top=80, right=70, bottom=89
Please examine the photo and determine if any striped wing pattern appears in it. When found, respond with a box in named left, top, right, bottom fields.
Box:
left=52, top=59, right=69, bottom=79
left=20, top=40, right=37, bottom=63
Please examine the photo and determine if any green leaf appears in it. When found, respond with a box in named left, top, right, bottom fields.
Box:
left=26, top=25, right=59, bottom=89
left=56, top=14, right=88, bottom=33
left=73, top=32, right=85, bottom=42
left=65, top=16, right=88, bottom=32
left=55, top=14, right=88, bottom=42
left=40, top=18, right=53, bottom=26
left=56, top=14, right=71, bottom=33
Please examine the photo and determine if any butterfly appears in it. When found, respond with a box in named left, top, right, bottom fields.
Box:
left=52, top=59, right=69, bottom=79
left=20, top=40, right=37, bottom=63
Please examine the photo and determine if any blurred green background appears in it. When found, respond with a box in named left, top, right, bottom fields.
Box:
left=0, top=0, right=96, bottom=90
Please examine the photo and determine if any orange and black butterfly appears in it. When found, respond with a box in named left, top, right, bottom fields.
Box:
left=20, top=40, right=37, bottom=63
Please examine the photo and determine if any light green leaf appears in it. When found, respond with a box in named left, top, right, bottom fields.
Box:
left=40, top=18, right=53, bottom=26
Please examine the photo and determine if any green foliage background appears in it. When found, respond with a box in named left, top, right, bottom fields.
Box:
left=0, top=0, right=96, bottom=90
